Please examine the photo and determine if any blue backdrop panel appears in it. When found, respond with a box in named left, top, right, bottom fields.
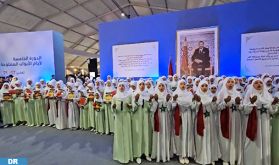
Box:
left=99, top=0, right=279, bottom=79
left=53, top=31, right=65, bottom=82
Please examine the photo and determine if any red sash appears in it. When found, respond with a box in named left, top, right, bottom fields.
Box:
left=65, top=101, right=69, bottom=117
left=197, top=103, right=205, bottom=136
left=246, top=106, right=257, bottom=141
left=174, top=105, right=182, bottom=136
left=56, top=101, right=59, bottom=117
left=220, top=106, right=230, bottom=139
left=154, top=106, right=160, bottom=132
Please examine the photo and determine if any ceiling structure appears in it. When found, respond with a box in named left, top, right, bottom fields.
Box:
left=0, top=0, right=241, bottom=73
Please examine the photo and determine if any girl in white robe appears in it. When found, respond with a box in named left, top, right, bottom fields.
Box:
left=46, top=80, right=57, bottom=127
left=151, top=80, right=172, bottom=163
left=194, top=80, right=220, bottom=165
left=66, top=82, right=80, bottom=130
left=217, top=78, right=243, bottom=165
left=172, top=79, right=195, bottom=164
left=55, top=81, right=68, bottom=130
left=242, top=78, right=278, bottom=165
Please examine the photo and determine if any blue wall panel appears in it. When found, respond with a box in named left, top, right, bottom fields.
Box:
left=99, top=0, right=279, bottom=79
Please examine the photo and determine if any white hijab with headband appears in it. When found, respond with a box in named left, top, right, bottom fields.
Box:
left=217, top=77, right=241, bottom=104
left=134, top=79, right=150, bottom=101
left=0, top=82, right=10, bottom=100
left=195, top=80, right=212, bottom=105
left=94, top=91, right=103, bottom=103
left=155, top=80, right=169, bottom=102
left=0, top=82, right=10, bottom=93
left=34, top=82, right=44, bottom=93
left=243, top=78, right=273, bottom=106
left=87, top=83, right=95, bottom=92
left=193, top=78, right=201, bottom=92
left=173, top=79, right=193, bottom=106
left=145, top=79, right=155, bottom=95
left=114, top=82, right=131, bottom=101
left=104, top=80, right=116, bottom=93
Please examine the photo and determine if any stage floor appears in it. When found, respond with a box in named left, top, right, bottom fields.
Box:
left=0, top=126, right=219, bottom=165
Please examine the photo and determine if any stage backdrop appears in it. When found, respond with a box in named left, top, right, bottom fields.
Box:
left=0, top=31, right=64, bottom=83
left=99, top=0, right=279, bottom=79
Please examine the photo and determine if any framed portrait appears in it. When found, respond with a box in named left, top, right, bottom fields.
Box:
left=176, top=27, right=219, bottom=76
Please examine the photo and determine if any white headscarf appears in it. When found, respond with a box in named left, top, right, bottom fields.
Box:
left=273, top=77, right=279, bottom=86
left=129, top=80, right=137, bottom=93
left=34, top=82, right=44, bottom=93
left=26, top=78, right=33, bottom=88
left=94, top=91, right=103, bottom=102
left=193, top=78, right=201, bottom=92
left=48, top=79, right=56, bottom=88
left=155, top=80, right=169, bottom=102
left=66, top=82, right=74, bottom=89
left=14, top=80, right=22, bottom=90
left=134, top=79, right=150, bottom=101
left=56, top=81, right=64, bottom=90
left=145, top=79, right=155, bottom=95
left=173, top=79, right=193, bottom=106
left=244, top=78, right=273, bottom=106
left=114, top=82, right=131, bottom=101
left=217, top=77, right=241, bottom=104
left=209, top=84, right=218, bottom=97
left=104, top=80, right=115, bottom=93
left=0, top=82, right=10, bottom=100
left=263, top=77, right=272, bottom=90
left=186, top=76, right=193, bottom=84
left=68, top=77, right=75, bottom=83
left=261, top=73, right=270, bottom=80
left=87, top=83, right=95, bottom=92
left=195, top=80, right=211, bottom=104
left=0, top=82, right=10, bottom=93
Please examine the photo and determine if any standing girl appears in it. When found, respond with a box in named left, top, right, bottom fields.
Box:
left=151, top=80, right=172, bottom=163
left=172, top=79, right=195, bottom=164
left=243, top=78, right=278, bottom=165
left=194, top=80, right=220, bottom=165
left=111, top=82, right=133, bottom=164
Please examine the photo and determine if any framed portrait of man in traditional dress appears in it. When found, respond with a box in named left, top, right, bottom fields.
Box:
left=176, top=27, right=219, bottom=76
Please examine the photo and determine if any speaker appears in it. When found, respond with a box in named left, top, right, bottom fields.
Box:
left=88, top=58, right=98, bottom=76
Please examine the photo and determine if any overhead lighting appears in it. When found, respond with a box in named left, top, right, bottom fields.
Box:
left=121, top=12, right=126, bottom=17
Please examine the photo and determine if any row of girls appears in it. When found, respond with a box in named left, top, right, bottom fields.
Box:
left=111, top=74, right=279, bottom=165
left=0, top=76, right=116, bottom=135
left=1, top=74, right=279, bottom=165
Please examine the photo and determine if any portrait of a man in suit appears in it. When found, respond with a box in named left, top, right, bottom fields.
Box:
left=191, top=41, right=210, bottom=75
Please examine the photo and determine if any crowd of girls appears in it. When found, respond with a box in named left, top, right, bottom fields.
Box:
left=0, top=74, right=279, bottom=165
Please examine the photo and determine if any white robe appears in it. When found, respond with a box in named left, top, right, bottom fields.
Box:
left=47, top=99, right=57, bottom=125
left=56, top=91, right=68, bottom=130
left=217, top=100, right=243, bottom=164
left=67, top=101, right=79, bottom=128
left=194, top=101, right=220, bottom=164
left=243, top=101, right=276, bottom=165
left=67, top=92, right=80, bottom=128
left=171, top=102, right=196, bottom=158
left=151, top=100, right=171, bottom=162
